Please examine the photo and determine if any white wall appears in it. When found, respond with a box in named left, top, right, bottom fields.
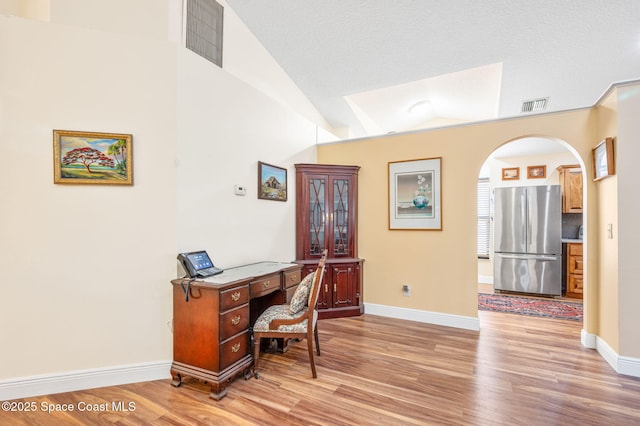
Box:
left=50, top=0, right=171, bottom=41
left=175, top=49, right=318, bottom=266
left=0, top=17, right=178, bottom=379
left=0, top=2, right=329, bottom=397
left=487, top=151, right=579, bottom=189
left=617, top=85, right=640, bottom=358
left=220, top=0, right=334, bottom=135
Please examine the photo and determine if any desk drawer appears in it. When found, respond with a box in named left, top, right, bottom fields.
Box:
left=283, top=269, right=302, bottom=289
left=285, top=285, right=299, bottom=303
left=220, top=304, right=250, bottom=341
left=220, top=331, right=249, bottom=370
left=220, top=285, right=249, bottom=311
left=250, top=273, right=280, bottom=298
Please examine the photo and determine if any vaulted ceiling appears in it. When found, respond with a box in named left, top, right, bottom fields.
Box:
left=226, top=1, right=640, bottom=139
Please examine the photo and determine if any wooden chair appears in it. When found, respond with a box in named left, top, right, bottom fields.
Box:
left=252, top=250, right=328, bottom=378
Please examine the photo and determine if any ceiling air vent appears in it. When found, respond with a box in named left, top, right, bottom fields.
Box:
left=521, top=97, right=548, bottom=113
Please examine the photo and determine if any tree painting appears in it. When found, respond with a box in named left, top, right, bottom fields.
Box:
left=106, top=139, right=128, bottom=174
left=62, top=147, right=115, bottom=173
left=54, top=130, right=132, bottom=185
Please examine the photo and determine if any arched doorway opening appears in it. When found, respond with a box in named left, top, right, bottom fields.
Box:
left=477, top=136, right=587, bottom=323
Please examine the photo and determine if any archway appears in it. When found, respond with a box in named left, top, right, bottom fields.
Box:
left=477, top=135, right=587, bottom=323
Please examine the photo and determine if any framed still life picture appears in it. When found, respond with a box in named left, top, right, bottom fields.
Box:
left=388, top=157, right=442, bottom=230
left=527, top=165, right=546, bottom=179
left=592, top=137, right=615, bottom=181
left=258, top=161, right=287, bottom=201
left=53, top=129, right=132, bottom=185
left=502, top=167, right=519, bottom=181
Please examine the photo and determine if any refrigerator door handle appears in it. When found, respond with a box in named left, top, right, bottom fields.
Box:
left=497, top=254, right=558, bottom=261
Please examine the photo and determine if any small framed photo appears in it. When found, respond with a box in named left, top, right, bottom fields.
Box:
left=592, top=137, right=615, bottom=181
left=388, top=157, right=442, bottom=230
left=501, top=167, right=519, bottom=181
left=53, top=129, right=132, bottom=185
left=527, top=165, right=546, bottom=179
left=258, top=161, right=287, bottom=201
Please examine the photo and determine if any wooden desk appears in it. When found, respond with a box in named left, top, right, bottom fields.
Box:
left=170, top=261, right=302, bottom=400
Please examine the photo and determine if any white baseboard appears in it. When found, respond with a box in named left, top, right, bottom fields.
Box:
left=581, top=330, right=640, bottom=378
left=364, top=303, right=480, bottom=331
left=0, top=361, right=172, bottom=401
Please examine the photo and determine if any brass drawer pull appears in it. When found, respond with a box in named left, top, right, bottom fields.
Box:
left=231, top=315, right=241, bottom=325
left=231, top=343, right=240, bottom=353
left=231, top=291, right=241, bottom=301
left=263, top=280, right=271, bottom=288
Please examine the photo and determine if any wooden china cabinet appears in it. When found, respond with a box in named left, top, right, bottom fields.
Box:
left=295, top=164, right=364, bottom=319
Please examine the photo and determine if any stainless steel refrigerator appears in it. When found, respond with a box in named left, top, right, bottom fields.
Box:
left=493, top=185, right=562, bottom=296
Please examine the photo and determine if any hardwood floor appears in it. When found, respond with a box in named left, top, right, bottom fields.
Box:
left=3, top=312, right=639, bottom=425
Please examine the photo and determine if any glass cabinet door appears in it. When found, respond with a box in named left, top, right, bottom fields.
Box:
left=308, top=177, right=326, bottom=256
left=332, top=178, right=350, bottom=256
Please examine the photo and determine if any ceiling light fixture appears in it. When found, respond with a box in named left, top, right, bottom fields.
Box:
left=407, top=100, right=433, bottom=115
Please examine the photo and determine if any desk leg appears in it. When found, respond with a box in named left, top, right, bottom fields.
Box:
left=209, top=385, right=228, bottom=401
left=170, top=370, right=182, bottom=387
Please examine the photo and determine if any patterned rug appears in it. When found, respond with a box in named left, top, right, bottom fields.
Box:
left=478, top=293, right=583, bottom=322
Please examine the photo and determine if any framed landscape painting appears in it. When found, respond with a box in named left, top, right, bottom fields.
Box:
left=53, top=130, right=132, bottom=185
left=258, top=161, right=287, bottom=201
left=388, top=157, right=442, bottom=230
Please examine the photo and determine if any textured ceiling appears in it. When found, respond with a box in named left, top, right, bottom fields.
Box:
left=225, top=0, right=640, bottom=139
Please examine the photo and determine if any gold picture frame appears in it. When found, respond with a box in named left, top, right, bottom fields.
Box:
left=501, top=167, right=519, bottom=181
left=527, top=165, right=546, bottom=179
left=592, top=137, right=615, bottom=181
left=53, top=130, right=132, bottom=185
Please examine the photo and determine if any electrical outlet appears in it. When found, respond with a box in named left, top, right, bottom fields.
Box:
left=402, top=284, right=410, bottom=296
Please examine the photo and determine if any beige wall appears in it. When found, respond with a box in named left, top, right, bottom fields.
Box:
left=594, top=91, right=618, bottom=350
left=320, top=96, right=640, bottom=362
left=319, top=110, right=597, bottom=322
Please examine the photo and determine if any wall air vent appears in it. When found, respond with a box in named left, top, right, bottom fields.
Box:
left=521, top=97, right=548, bottom=113
left=186, top=0, right=224, bottom=67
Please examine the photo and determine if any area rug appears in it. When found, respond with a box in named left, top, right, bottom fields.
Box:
left=478, top=293, right=583, bottom=322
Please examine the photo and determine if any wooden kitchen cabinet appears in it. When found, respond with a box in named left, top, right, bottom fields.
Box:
left=295, top=164, right=364, bottom=319
left=559, top=165, right=583, bottom=213
left=566, top=242, right=583, bottom=299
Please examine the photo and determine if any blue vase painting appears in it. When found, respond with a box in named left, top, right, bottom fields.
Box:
left=412, top=174, right=431, bottom=209
left=413, top=194, right=429, bottom=209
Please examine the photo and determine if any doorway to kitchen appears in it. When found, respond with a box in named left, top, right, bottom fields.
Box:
left=477, top=136, right=586, bottom=319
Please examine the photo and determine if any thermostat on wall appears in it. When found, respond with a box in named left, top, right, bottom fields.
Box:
left=234, top=184, right=246, bottom=196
